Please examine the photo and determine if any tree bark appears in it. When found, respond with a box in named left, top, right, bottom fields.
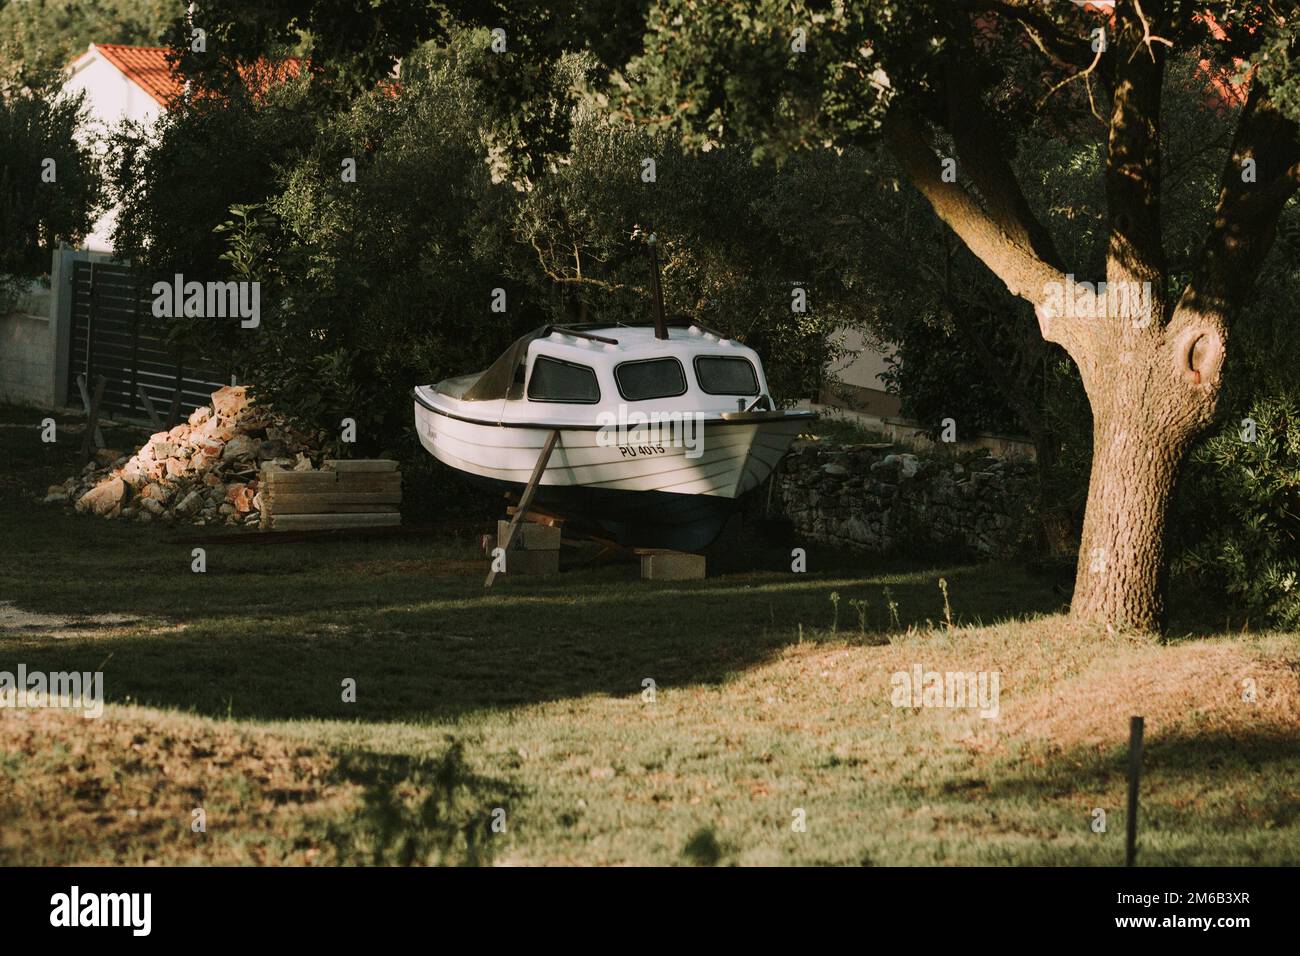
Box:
left=1065, top=298, right=1225, bottom=629
left=1070, top=394, right=1186, bottom=630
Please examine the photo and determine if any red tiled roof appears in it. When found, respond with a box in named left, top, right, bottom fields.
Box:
left=91, top=44, right=303, bottom=108
left=95, top=45, right=182, bottom=107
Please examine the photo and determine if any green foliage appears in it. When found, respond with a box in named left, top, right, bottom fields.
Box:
left=109, top=80, right=315, bottom=281
left=603, top=1, right=1300, bottom=158
left=510, top=106, right=857, bottom=399
left=183, top=48, right=534, bottom=458
left=164, top=0, right=438, bottom=100
left=108, top=78, right=319, bottom=364
left=110, top=30, right=870, bottom=463
left=879, top=316, right=1024, bottom=437
left=97, top=2, right=1300, bottom=570
left=1175, top=393, right=1300, bottom=629
left=0, top=78, right=102, bottom=297
left=0, top=0, right=177, bottom=85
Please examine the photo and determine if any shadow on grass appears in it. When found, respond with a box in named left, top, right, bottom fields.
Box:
left=949, top=729, right=1300, bottom=863
left=0, top=514, right=1068, bottom=724
left=321, top=739, right=524, bottom=866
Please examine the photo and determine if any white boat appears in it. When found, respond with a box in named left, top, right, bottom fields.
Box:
left=413, top=320, right=815, bottom=551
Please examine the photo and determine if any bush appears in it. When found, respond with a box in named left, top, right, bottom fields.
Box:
left=0, top=78, right=102, bottom=296
left=1174, top=392, right=1300, bottom=628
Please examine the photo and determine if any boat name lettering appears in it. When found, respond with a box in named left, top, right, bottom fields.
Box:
left=618, top=444, right=666, bottom=458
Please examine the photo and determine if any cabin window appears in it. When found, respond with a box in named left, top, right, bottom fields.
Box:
left=694, top=356, right=759, bottom=396
left=527, top=355, right=601, bottom=404
left=614, top=358, right=687, bottom=401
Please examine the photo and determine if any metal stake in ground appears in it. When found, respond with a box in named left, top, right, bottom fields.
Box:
left=1125, top=715, right=1144, bottom=867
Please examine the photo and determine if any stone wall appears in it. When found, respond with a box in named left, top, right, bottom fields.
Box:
left=774, top=440, right=1039, bottom=559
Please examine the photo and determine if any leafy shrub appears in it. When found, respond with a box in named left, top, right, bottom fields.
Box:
left=1, top=78, right=102, bottom=296
left=1174, top=393, right=1300, bottom=628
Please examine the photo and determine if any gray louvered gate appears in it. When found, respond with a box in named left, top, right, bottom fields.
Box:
left=66, top=261, right=228, bottom=421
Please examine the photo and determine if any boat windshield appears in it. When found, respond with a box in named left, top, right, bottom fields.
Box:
left=461, top=327, right=548, bottom=402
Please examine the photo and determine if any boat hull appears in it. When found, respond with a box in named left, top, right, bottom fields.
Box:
left=413, top=390, right=811, bottom=550
left=459, top=473, right=740, bottom=551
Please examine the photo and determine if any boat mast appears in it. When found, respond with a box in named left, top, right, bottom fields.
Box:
left=647, top=233, right=668, bottom=340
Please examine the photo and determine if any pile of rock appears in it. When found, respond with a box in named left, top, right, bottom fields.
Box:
left=44, top=386, right=327, bottom=528
left=775, top=439, right=1039, bottom=559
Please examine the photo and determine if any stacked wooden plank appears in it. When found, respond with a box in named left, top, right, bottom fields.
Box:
left=260, top=460, right=401, bottom=531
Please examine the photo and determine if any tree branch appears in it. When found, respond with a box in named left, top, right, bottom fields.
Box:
left=883, top=108, right=1074, bottom=349
left=957, top=0, right=1098, bottom=71
left=1177, top=80, right=1300, bottom=324
left=1104, top=0, right=1168, bottom=305
left=529, top=234, right=629, bottom=291
left=945, top=58, right=1068, bottom=273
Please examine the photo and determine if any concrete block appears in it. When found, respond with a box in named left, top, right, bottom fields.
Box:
left=498, top=520, right=562, bottom=551
left=497, top=548, right=559, bottom=576
left=640, top=553, right=707, bottom=581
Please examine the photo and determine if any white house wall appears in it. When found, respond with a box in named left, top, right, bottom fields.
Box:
left=63, top=50, right=165, bottom=252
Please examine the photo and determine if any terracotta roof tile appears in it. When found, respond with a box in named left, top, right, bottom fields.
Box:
left=95, top=45, right=182, bottom=107
left=91, top=44, right=303, bottom=109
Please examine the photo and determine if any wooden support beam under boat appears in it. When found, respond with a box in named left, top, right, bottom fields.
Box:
left=505, top=504, right=567, bottom=528
left=484, top=430, right=560, bottom=589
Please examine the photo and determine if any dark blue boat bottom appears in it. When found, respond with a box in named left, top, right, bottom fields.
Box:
left=468, top=475, right=741, bottom=552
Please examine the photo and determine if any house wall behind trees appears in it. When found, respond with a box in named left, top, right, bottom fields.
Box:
left=823, top=328, right=901, bottom=417
left=62, top=48, right=165, bottom=252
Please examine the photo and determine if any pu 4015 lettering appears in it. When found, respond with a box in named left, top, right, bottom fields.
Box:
left=618, top=445, right=666, bottom=458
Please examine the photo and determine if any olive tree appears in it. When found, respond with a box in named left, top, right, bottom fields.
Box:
left=598, top=1, right=1300, bottom=631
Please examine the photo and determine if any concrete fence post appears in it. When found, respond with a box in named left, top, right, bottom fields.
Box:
left=50, top=244, right=75, bottom=408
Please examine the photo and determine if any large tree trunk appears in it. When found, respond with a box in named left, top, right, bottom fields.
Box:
left=1066, top=309, right=1225, bottom=629
left=1070, top=395, right=1186, bottom=629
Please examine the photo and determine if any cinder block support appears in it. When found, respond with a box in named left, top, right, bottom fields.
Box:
left=499, top=549, right=560, bottom=576
left=640, top=552, right=707, bottom=581
left=498, top=520, right=562, bottom=551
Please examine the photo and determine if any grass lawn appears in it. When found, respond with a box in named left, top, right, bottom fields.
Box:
left=1, top=403, right=1297, bottom=865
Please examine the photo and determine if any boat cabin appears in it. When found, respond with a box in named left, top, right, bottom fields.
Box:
left=436, top=322, right=775, bottom=426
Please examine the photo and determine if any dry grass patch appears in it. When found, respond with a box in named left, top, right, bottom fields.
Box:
left=0, top=707, right=346, bottom=865
left=1004, top=639, right=1300, bottom=752
left=0, top=705, right=520, bottom=866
